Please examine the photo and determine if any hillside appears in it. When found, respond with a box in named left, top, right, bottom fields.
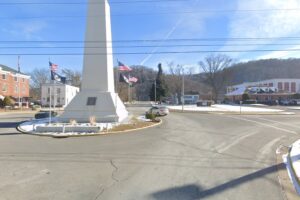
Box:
left=226, top=58, right=300, bottom=85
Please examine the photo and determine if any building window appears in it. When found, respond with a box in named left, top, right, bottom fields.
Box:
left=57, top=88, right=61, bottom=94
left=22, top=87, right=26, bottom=93
left=2, top=74, right=6, bottom=80
left=57, top=98, right=60, bottom=103
left=278, top=82, right=283, bottom=91
left=269, top=83, right=273, bottom=87
left=47, top=97, right=50, bottom=102
left=14, top=76, right=18, bottom=82
left=15, top=85, right=18, bottom=93
left=291, top=82, right=296, bottom=93
left=22, top=78, right=25, bottom=82
left=48, top=88, right=51, bottom=94
left=2, top=84, right=7, bottom=92
left=284, top=82, right=290, bottom=92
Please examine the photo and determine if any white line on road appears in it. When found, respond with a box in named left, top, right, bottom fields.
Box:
left=216, top=131, right=258, bottom=153
left=255, top=117, right=300, bottom=129
left=227, top=116, right=297, bottom=135
left=256, top=136, right=286, bottom=165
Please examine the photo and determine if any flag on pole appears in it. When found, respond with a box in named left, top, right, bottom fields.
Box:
left=118, top=61, right=132, bottom=71
left=49, top=62, right=58, bottom=72
left=51, top=71, right=66, bottom=84
left=129, top=76, right=138, bottom=83
left=119, top=74, right=130, bottom=84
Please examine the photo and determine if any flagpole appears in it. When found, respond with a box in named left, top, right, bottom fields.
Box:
left=49, top=58, right=52, bottom=124
left=49, top=86, right=52, bottom=124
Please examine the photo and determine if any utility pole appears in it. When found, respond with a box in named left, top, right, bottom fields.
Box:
left=17, top=56, right=21, bottom=110
left=154, top=79, right=157, bottom=104
left=181, top=67, right=185, bottom=112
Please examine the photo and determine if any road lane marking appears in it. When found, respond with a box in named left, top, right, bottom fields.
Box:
left=256, top=136, right=286, bottom=165
left=216, top=131, right=258, bottom=153
left=227, top=116, right=297, bottom=135
left=255, top=117, right=300, bottom=129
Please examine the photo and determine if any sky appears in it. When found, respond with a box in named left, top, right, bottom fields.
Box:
left=0, top=0, right=300, bottom=74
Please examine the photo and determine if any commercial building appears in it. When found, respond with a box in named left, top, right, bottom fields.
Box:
left=0, top=64, right=30, bottom=106
left=226, top=79, right=300, bottom=102
left=41, top=83, right=80, bottom=108
left=183, top=95, right=200, bottom=104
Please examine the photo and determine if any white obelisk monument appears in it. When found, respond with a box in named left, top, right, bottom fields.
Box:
left=61, top=0, right=128, bottom=122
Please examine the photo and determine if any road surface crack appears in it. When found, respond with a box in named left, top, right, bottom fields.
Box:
left=110, top=159, right=120, bottom=183
left=94, top=160, right=120, bottom=200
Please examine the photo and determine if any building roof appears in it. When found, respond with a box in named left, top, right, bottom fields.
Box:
left=229, top=78, right=300, bottom=88
left=226, top=86, right=246, bottom=96
left=0, top=64, right=29, bottom=76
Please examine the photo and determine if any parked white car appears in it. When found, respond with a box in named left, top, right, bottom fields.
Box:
left=147, top=106, right=169, bottom=116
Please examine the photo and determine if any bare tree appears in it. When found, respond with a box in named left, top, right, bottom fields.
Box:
left=30, top=68, right=50, bottom=100
left=30, top=68, right=50, bottom=89
left=62, top=69, right=82, bottom=88
left=199, top=54, right=232, bottom=101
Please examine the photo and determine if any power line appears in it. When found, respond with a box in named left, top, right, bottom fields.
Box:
left=1, top=37, right=300, bottom=43
left=1, top=49, right=300, bottom=56
left=0, top=8, right=299, bottom=20
left=0, top=0, right=189, bottom=5
left=0, top=43, right=300, bottom=49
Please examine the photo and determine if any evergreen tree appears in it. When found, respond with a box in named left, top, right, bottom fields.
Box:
left=150, top=63, right=168, bottom=101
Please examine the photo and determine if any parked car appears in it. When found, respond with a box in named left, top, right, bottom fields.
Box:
left=146, top=106, right=169, bottom=116
left=35, top=111, right=58, bottom=119
left=289, top=99, right=300, bottom=106
left=279, top=100, right=290, bottom=106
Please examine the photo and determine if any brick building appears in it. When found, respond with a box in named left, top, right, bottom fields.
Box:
left=226, top=79, right=300, bottom=103
left=0, top=64, right=30, bottom=106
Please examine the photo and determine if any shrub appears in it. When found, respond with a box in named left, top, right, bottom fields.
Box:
left=32, top=105, right=41, bottom=111
left=145, top=113, right=156, bottom=120
left=242, top=93, right=250, bottom=102
left=3, top=97, right=14, bottom=107
left=89, top=116, right=97, bottom=125
left=0, top=99, right=4, bottom=108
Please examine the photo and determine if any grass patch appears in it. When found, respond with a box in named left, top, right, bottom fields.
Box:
left=108, top=119, right=159, bottom=132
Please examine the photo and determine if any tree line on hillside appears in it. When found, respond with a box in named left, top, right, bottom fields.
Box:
left=28, top=56, right=300, bottom=103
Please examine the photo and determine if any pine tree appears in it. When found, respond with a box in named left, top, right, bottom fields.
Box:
left=149, top=63, right=168, bottom=102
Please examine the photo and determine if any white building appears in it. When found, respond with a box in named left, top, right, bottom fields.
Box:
left=227, top=79, right=300, bottom=94
left=41, top=83, right=80, bottom=108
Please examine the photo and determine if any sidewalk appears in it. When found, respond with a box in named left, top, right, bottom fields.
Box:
left=285, top=140, right=300, bottom=195
left=0, top=110, right=38, bottom=115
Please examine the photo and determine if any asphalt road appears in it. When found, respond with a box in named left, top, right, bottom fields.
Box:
left=0, top=108, right=299, bottom=200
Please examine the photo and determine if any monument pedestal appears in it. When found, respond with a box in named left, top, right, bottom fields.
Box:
left=60, top=0, right=128, bottom=123
left=60, top=91, right=128, bottom=123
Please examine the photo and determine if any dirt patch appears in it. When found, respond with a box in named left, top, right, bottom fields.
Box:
left=108, top=118, right=160, bottom=132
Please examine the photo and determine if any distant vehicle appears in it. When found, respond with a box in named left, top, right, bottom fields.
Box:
left=35, top=111, right=58, bottom=119
left=147, top=106, right=169, bottom=116
left=258, top=100, right=278, bottom=106
left=289, top=99, right=300, bottom=106
left=279, top=100, right=290, bottom=106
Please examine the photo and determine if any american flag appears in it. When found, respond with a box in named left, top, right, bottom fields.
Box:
left=118, top=61, right=132, bottom=71
left=129, top=76, right=138, bottom=83
left=49, top=62, right=58, bottom=72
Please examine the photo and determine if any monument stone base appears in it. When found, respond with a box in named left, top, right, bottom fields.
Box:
left=60, top=91, right=128, bottom=123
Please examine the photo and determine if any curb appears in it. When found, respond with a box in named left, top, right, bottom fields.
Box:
left=287, top=146, right=300, bottom=193
left=17, top=119, right=163, bottom=138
